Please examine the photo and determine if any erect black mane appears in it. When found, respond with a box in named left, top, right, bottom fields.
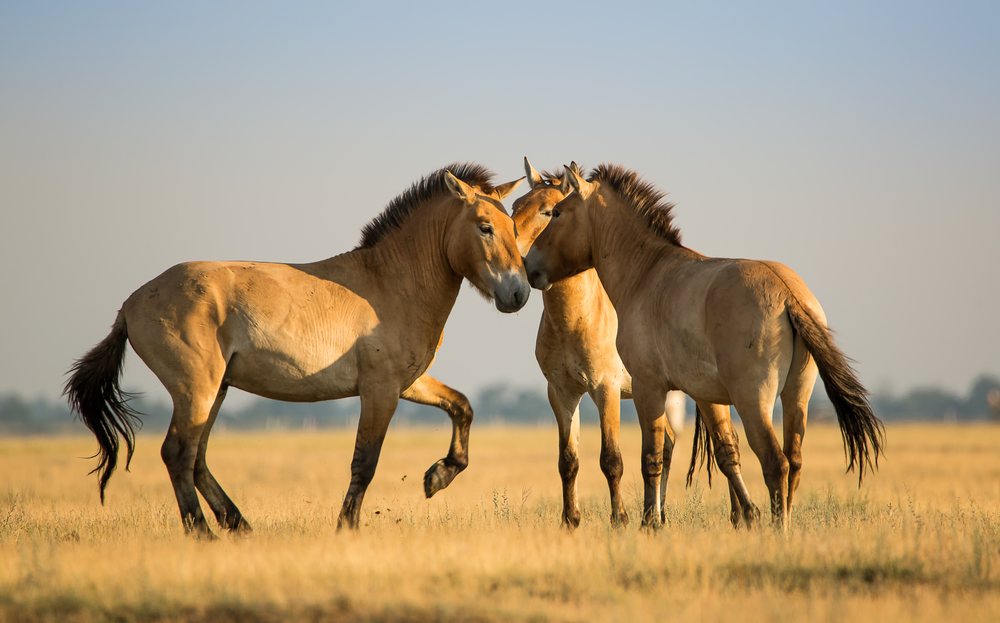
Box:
left=588, top=164, right=682, bottom=246
left=355, top=163, right=497, bottom=250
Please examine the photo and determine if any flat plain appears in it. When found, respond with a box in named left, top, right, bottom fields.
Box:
left=1, top=422, right=998, bottom=622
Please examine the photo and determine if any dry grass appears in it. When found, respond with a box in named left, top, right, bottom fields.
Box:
left=1, top=422, right=999, bottom=622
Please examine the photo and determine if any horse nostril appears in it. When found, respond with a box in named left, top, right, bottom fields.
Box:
left=516, top=286, right=527, bottom=307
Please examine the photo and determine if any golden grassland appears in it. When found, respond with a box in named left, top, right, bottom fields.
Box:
left=1, top=422, right=999, bottom=622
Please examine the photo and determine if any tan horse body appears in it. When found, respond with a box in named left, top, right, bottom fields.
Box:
left=524, top=164, right=884, bottom=530
left=66, top=164, right=528, bottom=537
left=512, top=159, right=685, bottom=528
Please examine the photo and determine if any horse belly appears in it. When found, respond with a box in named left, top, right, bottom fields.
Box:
left=224, top=343, right=361, bottom=402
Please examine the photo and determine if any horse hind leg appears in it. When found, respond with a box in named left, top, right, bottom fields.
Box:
left=731, top=393, right=790, bottom=531
left=780, top=348, right=818, bottom=522
left=401, top=375, right=473, bottom=498
left=161, top=387, right=220, bottom=539
left=591, top=384, right=627, bottom=528
left=696, top=401, right=760, bottom=529
left=658, top=393, right=686, bottom=523
left=193, top=385, right=252, bottom=534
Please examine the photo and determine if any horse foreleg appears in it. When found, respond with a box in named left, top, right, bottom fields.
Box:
left=633, top=380, right=667, bottom=529
left=658, top=412, right=677, bottom=526
left=337, top=388, right=399, bottom=530
left=399, top=375, right=473, bottom=499
left=193, top=386, right=251, bottom=534
left=548, top=384, right=583, bottom=529
left=591, top=384, right=627, bottom=528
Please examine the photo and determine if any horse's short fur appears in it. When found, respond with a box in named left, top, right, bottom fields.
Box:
left=525, top=163, right=884, bottom=531
left=66, top=164, right=528, bottom=538
left=512, top=159, right=686, bottom=529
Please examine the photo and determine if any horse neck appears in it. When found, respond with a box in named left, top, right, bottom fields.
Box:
left=589, top=193, right=690, bottom=308
left=358, top=198, right=465, bottom=322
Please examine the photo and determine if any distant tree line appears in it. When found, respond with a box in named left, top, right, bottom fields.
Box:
left=2, top=374, right=999, bottom=435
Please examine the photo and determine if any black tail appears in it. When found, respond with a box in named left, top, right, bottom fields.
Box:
left=687, top=405, right=716, bottom=488
left=63, top=313, right=142, bottom=503
left=786, top=299, right=886, bottom=483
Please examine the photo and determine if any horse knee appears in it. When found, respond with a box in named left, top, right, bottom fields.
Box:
left=600, top=447, right=623, bottom=481
left=559, top=451, right=580, bottom=482
left=641, top=452, right=663, bottom=479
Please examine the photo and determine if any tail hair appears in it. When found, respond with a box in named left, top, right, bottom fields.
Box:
left=687, top=405, right=719, bottom=488
left=786, top=299, right=885, bottom=483
left=63, top=313, right=142, bottom=503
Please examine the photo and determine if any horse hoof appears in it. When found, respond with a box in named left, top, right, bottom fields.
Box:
left=423, top=460, right=449, bottom=498
left=230, top=521, right=254, bottom=538
left=611, top=511, right=629, bottom=529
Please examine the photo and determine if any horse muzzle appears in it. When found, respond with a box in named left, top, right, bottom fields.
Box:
left=523, top=250, right=552, bottom=291
left=493, top=271, right=531, bottom=313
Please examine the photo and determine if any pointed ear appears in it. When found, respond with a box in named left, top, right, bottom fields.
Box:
left=524, top=157, right=545, bottom=190
left=568, top=161, right=582, bottom=176
left=444, top=170, right=478, bottom=205
left=564, top=165, right=593, bottom=200
left=492, top=177, right=525, bottom=201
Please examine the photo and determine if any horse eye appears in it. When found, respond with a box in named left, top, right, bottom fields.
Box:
left=479, top=224, right=494, bottom=235
left=540, top=210, right=552, bottom=217
left=551, top=209, right=561, bottom=218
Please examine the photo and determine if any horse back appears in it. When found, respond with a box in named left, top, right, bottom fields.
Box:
left=121, top=259, right=386, bottom=401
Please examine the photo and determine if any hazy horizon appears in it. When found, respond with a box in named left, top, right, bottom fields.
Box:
left=2, top=2, right=998, bottom=409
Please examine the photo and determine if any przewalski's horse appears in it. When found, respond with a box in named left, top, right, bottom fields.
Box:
left=524, top=164, right=884, bottom=531
left=65, top=164, right=528, bottom=538
left=512, top=158, right=688, bottom=529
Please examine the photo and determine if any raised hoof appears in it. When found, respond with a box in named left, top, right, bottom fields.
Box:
left=423, top=459, right=452, bottom=498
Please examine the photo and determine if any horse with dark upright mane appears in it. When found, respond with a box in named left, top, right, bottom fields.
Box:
left=65, top=163, right=528, bottom=538
left=524, top=163, right=884, bottom=530
left=512, top=158, right=687, bottom=529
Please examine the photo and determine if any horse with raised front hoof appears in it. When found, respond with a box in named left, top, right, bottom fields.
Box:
left=523, top=163, right=885, bottom=532
left=65, top=163, right=528, bottom=538
left=512, top=158, right=687, bottom=530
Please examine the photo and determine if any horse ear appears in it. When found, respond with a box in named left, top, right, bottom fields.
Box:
left=444, top=170, right=478, bottom=205
left=493, top=177, right=525, bottom=201
left=564, top=165, right=593, bottom=200
left=524, top=157, right=545, bottom=190
left=568, top=161, right=582, bottom=175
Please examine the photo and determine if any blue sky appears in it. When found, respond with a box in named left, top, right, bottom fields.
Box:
left=2, top=2, right=998, bottom=405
